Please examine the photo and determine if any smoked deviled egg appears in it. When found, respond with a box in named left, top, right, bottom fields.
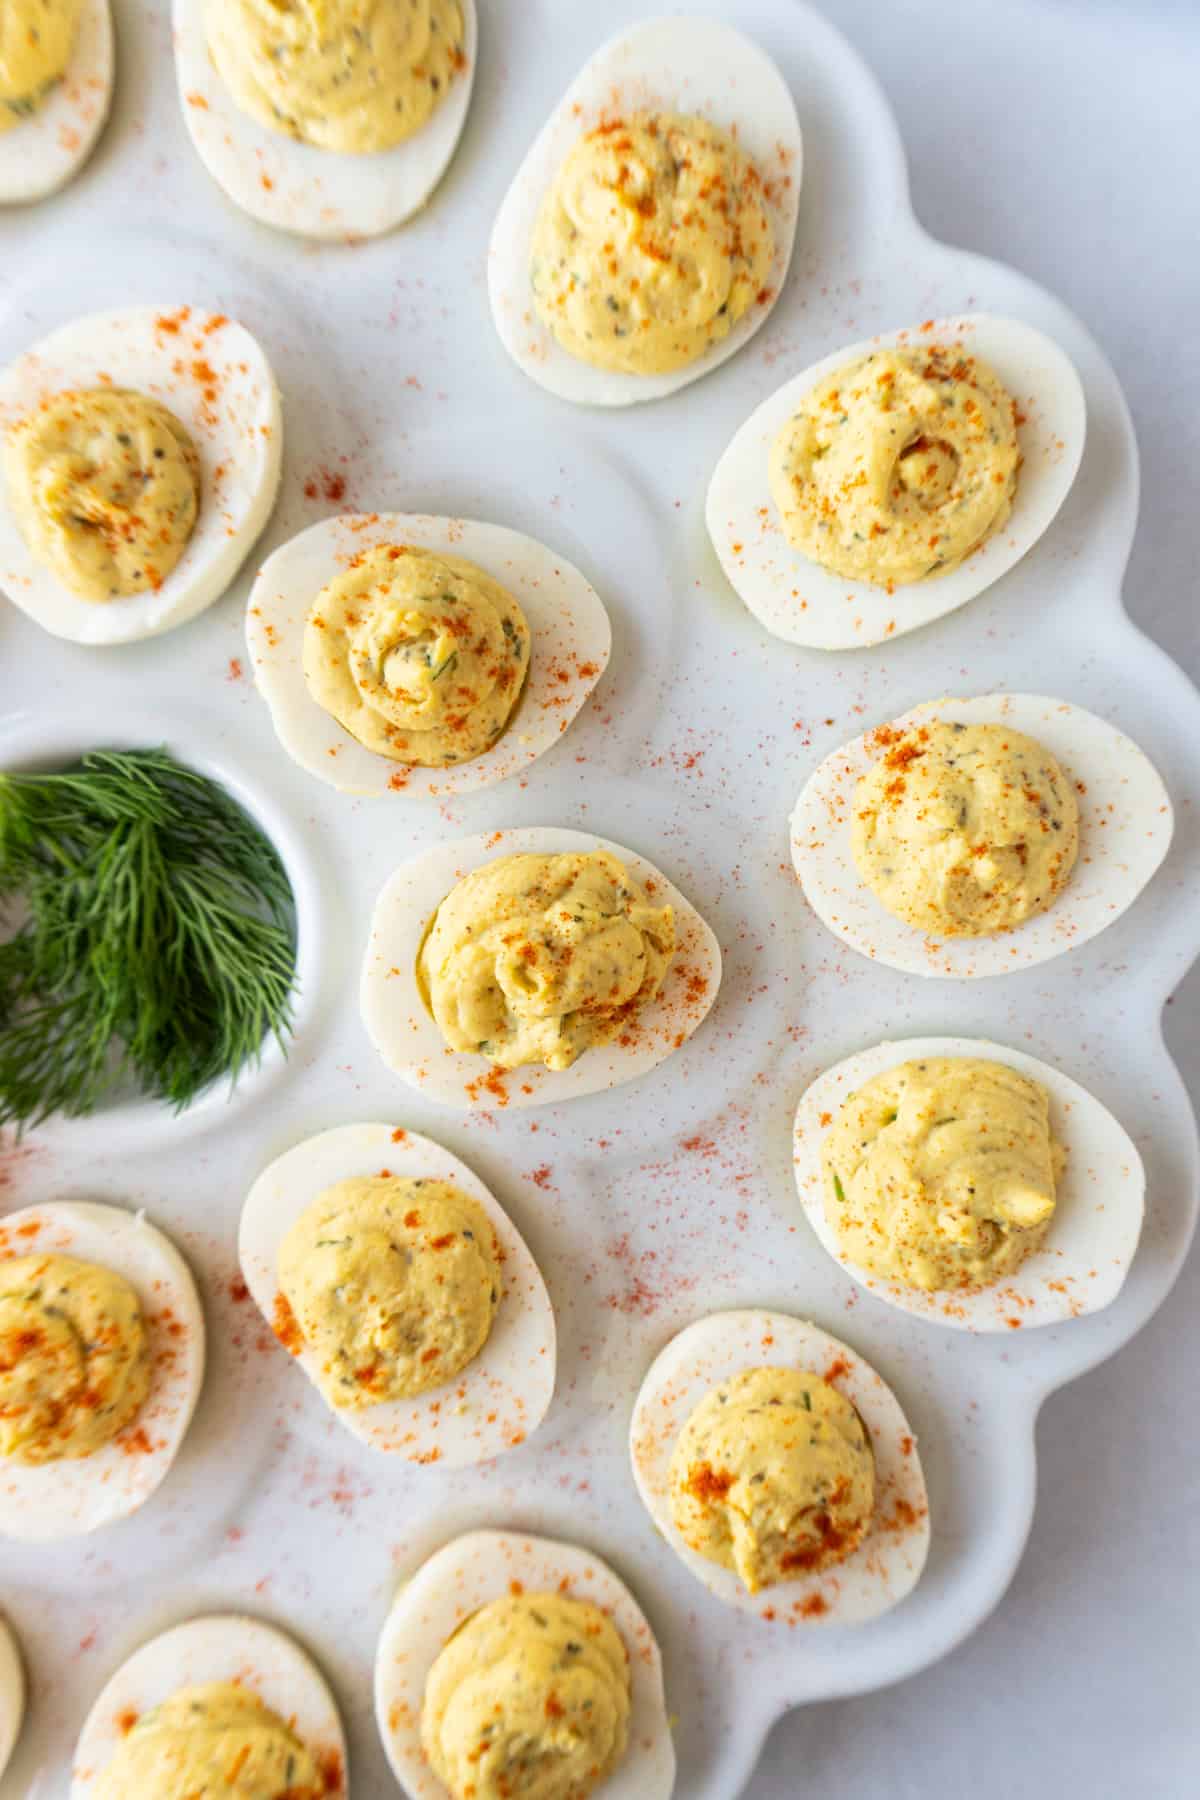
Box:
left=489, top=16, right=802, bottom=406
left=0, top=0, right=114, bottom=204
left=0, top=1616, right=24, bottom=1781
left=71, top=1613, right=347, bottom=1798
left=791, top=693, right=1172, bottom=977
left=708, top=314, right=1085, bottom=648
left=0, top=306, right=281, bottom=644
left=361, top=828, right=721, bottom=1110
left=630, top=1310, right=929, bottom=1625
left=0, top=1201, right=205, bottom=1540
left=174, top=0, right=477, bottom=239
left=375, top=1529, right=675, bottom=1800
left=240, top=1122, right=555, bottom=1466
left=247, top=513, right=611, bottom=797
left=794, top=1037, right=1146, bottom=1331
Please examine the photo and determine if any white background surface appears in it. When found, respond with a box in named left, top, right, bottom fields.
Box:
left=748, top=3, right=1199, bottom=1795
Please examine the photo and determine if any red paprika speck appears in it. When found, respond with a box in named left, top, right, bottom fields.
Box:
left=229, top=1278, right=250, bottom=1304
left=530, top=1165, right=552, bottom=1189
left=798, top=1593, right=829, bottom=1618
left=823, top=1356, right=851, bottom=1384
left=305, top=467, right=347, bottom=503
left=227, top=657, right=243, bottom=681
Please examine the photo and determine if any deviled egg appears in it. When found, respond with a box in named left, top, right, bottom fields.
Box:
left=174, top=0, right=477, bottom=239
left=794, top=1036, right=1146, bottom=1331
left=247, top=513, right=611, bottom=797
left=0, top=1615, right=24, bottom=1781
left=489, top=16, right=802, bottom=406
left=630, top=1310, right=929, bottom=1624
left=791, top=692, right=1172, bottom=977
left=361, top=828, right=721, bottom=1110
left=708, top=314, right=1085, bottom=648
left=0, top=1201, right=205, bottom=1540
left=0, top=305, right=281, bottom=644
left=375, top=1528, right=675, bottom=1800
left=240, top=1122, right=555, bottom=1466
left=71, top=1613, right=347, bottom=1797
left=0, top=0, right=114, bottom=204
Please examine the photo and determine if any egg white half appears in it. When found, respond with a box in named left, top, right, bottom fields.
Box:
left=0, top=0, right=113, bottom=204
left=375, top=1528, right=675, bottom=1800
left=247, top=513, right=612, bottom=797
left=239, top=1122, right=556, bottom=1466
left=173, top=0, right=478, bottom=240
left=71, top=1613, right=348, bottom=1798
left=361, top=826, right=722, bottom=1110
left=0, top=306, right=282, bottom=644
left=630, top=1309, right=929, bottom=1625
left=488, top=15, right=802, bottom=407
left=707, top=313, right=1086, bottom=648
left=794, top=1036, right=1145, bottom=1333
left=792, top=692, right=1173, bottom=978
left=0, top=1201, right=205, bottom=1541
left=0, top=1615, right=24, bottom=1781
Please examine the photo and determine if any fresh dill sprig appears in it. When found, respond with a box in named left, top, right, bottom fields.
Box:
left=0, top=748, right=298, bottom=1131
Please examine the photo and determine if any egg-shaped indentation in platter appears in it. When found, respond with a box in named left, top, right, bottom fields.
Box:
left=793, top=1036, right=1146, bottom=1333
left=0, top=1615, right=24, bottom=1781
left=489, top=15, right=802, bottom=407
left=375, top=1529, right=675, bottom=1800
left=792, top=692, right=1172, bottom=978
left=707, top=314, right=1085, bottom=649
left=630, top=1310, right=929, bottom=1625
left=239, top=1123, right=556, bottom=1467
left=71, top=1614, right=347, bottom=1798
left=0, top=1203, right=205, bottom=1541
left=0, top=306, right=282, bottom=645
left=172, top=0, right=477, bottom=239
left=0, top=0, right=113, bottom=205
left=246, top=513, right=611, bottom=797
left=360, top=827, right=722, bottom=1111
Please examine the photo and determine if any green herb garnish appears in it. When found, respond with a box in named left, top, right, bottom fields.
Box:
left=0, top=748, right=297, bottom=1131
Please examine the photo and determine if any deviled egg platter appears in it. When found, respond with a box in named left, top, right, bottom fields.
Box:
left=375, top=1529, right=675, bottom=1800
left=0, top=1201, right=205, bottom=1540
left=489, top=15, right=802, bottom=406
left=708, top=313, right=1086, bottom=649
left=792, top=692, right=1172, bottom=977
left=0, top=0, right=114, bottom=204
left=71, top=1614, right=347, bottom=1797
left=247, top=513, right=611, bottom=797
left=0, top=1615, right=24, bottom=1782
left=239, top=1123, right=556, bottom=1467
left=361, top=828, right=722, bottom=1110
left=173, top=0, right=477, bottom=239
left=0, top=305, right=282, bottom=644
left=794, top=1037, right=1145, bottom=1333
left=630, top=1311, right=929, bottom=1626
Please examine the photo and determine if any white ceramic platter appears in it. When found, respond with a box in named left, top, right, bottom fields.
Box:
left=0, top=3, right=1196, bottom=1798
